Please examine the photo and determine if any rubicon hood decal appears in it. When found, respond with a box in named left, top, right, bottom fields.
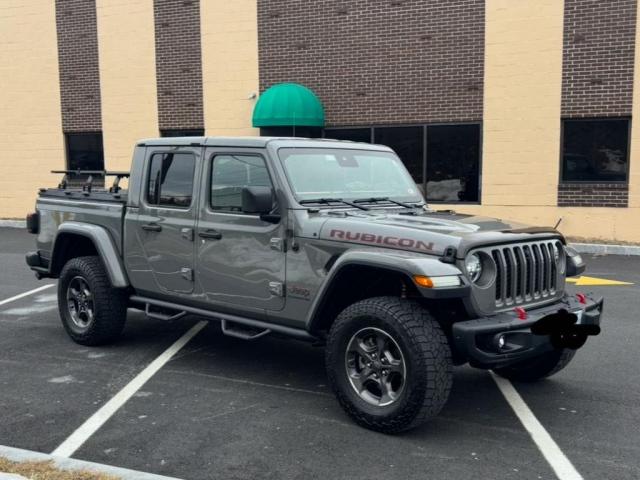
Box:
left=329, top=228, right=434, bottom=252
left=316, top=210, right=557, bottom=255
left=319, top=218, right=455, bottom=254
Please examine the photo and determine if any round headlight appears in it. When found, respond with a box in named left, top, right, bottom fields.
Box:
left=465, top=253, right=482, bottom=282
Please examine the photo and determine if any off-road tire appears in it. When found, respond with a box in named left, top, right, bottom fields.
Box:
left=325, top=296, right=452, bottom=433
left=58, top=256, right=128, bottom=346
left=493, top=349, right=576, bottom=382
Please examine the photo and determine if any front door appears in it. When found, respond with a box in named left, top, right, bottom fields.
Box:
left=134, top=146, right=200, bottom=294
left=195, top=150, right=285, bottom=311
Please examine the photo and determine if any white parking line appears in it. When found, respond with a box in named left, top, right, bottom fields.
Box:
left=491, top=372, right=583, bottom=480
left=0, top=284, right=54, bottom=307
left=51, top=320, right=208, bottom=458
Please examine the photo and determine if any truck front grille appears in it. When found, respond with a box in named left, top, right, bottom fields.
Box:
left=491, top=241, right=562, bottom=307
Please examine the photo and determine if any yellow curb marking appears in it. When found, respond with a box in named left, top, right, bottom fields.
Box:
left=566, top=275, right=634, bottom=286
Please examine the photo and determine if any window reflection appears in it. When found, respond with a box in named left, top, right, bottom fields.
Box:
left=562, top=119, right=629, bottom=183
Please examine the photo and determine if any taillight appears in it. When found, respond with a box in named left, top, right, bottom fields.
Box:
left=26, top=211, right=39, bottom=234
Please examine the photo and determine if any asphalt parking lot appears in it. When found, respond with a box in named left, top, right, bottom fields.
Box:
left=1, top=226, right=639, bottom=480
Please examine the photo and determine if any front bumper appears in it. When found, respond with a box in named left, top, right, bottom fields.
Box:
left=451, top=294, right=603, bottom=369
left=25, top=250, right=50, bottom=279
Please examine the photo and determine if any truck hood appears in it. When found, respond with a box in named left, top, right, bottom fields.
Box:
left=316, top=209, right=562, bottom=257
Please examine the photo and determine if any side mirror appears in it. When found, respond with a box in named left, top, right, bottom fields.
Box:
left=242, top=186, right=277, bottom=220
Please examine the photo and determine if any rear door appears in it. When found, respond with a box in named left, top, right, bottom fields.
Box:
left=131, top=146, right=200, bottom=294
left=195, top=149, right=286, bottom=311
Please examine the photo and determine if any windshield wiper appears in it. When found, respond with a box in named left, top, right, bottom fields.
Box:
left=299, top=198, right=370, bottom=211
left=353, top=197, right=419, bottom=208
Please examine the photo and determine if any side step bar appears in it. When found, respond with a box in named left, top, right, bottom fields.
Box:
left=145, top=303, right=186, bottom=322
left=131, top=295, right=314, bottom=342
left=221, top=320, right=271, bottom=341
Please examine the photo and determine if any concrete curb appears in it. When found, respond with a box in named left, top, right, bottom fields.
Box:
left=0, top=220, right=25, bottom=228
left=0, top=445, right=183, bottom=480
left=569, top=242, right=640, bottom=256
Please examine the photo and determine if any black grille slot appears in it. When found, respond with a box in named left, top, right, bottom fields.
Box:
left=492, top=250, right=502, bottom=302
left=504, top=249, right=513, bottom=301
left=490, top=241, right=561, bottom=308
left=513, top=246, right=523, bottom=299
left=549, top=243, right=562, bottom=290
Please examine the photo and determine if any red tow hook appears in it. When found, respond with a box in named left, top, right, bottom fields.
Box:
left=514, top=306, right=527, bottom=320
left=576, top=292, right=587, bottom=305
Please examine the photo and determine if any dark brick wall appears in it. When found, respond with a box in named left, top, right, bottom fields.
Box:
left=257, top=0, right=484, bottom=126
left=153, top=0, right=204, bottom=131
left=558, top=183, right=629, bottom=208
left=561, top=0, right=637, bottom=117
left=55, top=0, right=102, bottom=132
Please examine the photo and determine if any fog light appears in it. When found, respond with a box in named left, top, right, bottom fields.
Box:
left=497, top=335, right=506, bottom=350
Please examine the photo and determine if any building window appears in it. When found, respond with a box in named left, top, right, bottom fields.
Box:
left=147, top=153, right=196, bottom=208
left=65, top=132, right=104, bottom=171
left=324, top=128, right=372, bottom=143
left=324, top=124, right=481, bottom=203
left=160, top=129, right=205, bottom=137
left=210, top=155, right=273, bottom=213
left=561, top=119, right=629, bottom=183
left=426, top=124, right=480, bottom=202
left=374, top=126, right=424, bottom=185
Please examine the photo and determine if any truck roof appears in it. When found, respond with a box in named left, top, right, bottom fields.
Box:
left=137, top=136, right=394, bottom=151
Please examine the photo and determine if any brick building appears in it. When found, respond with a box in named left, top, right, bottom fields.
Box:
left=1, top=0, right=639, bottom=243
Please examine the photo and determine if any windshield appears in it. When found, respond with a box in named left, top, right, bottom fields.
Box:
left=278, top=148, right=423, bottom=203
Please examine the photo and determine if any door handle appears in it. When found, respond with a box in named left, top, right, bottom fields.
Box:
left=141, top=223, right=162, bottom=232
left=198, top=229, right=222, bottom=240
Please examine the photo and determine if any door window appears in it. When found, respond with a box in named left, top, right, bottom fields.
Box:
left=147, top=153, right=196, bottom=208
left=210, top=155, right=273, bottom=212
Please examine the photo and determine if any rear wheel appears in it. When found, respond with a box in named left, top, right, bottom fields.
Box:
left=325, top=297, right=452, bottom=433
left=58, top=256, right=128, bottom=345
left=493, top=349, right=576, bottom=382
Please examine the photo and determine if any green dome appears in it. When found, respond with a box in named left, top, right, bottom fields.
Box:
left=252, top=83, right=325, bottom=127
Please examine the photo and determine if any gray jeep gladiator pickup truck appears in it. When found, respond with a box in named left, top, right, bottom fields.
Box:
left=25, top=136, right=602, bottom=433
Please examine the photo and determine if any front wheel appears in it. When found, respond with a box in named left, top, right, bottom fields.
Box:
left=58, top=256, right=128, bottom=346
left=492, top=349, right=576, bottom=382
left=325, top=297, right=452, bottom=433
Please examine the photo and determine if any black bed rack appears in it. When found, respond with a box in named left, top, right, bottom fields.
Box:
left=51, top=170, right=130, bottom=194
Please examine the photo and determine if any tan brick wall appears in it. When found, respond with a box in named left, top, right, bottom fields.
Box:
left=628, top=0, right=640, bottom=211
left=201, top=0, right=259, bottom=135
left=481, top=0, right=565, bottom=207
left=0, top=1, right=63, bottom=219
left=97, top=0, right=158, bottom=172
left=442, top=0, right=640, bottom=244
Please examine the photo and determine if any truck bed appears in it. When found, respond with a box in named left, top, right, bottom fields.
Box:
left=35, top=188, right=128, bottom=263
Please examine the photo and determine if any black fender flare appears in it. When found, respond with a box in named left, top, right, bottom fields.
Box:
left=305, top=249, right=465, bottom=333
